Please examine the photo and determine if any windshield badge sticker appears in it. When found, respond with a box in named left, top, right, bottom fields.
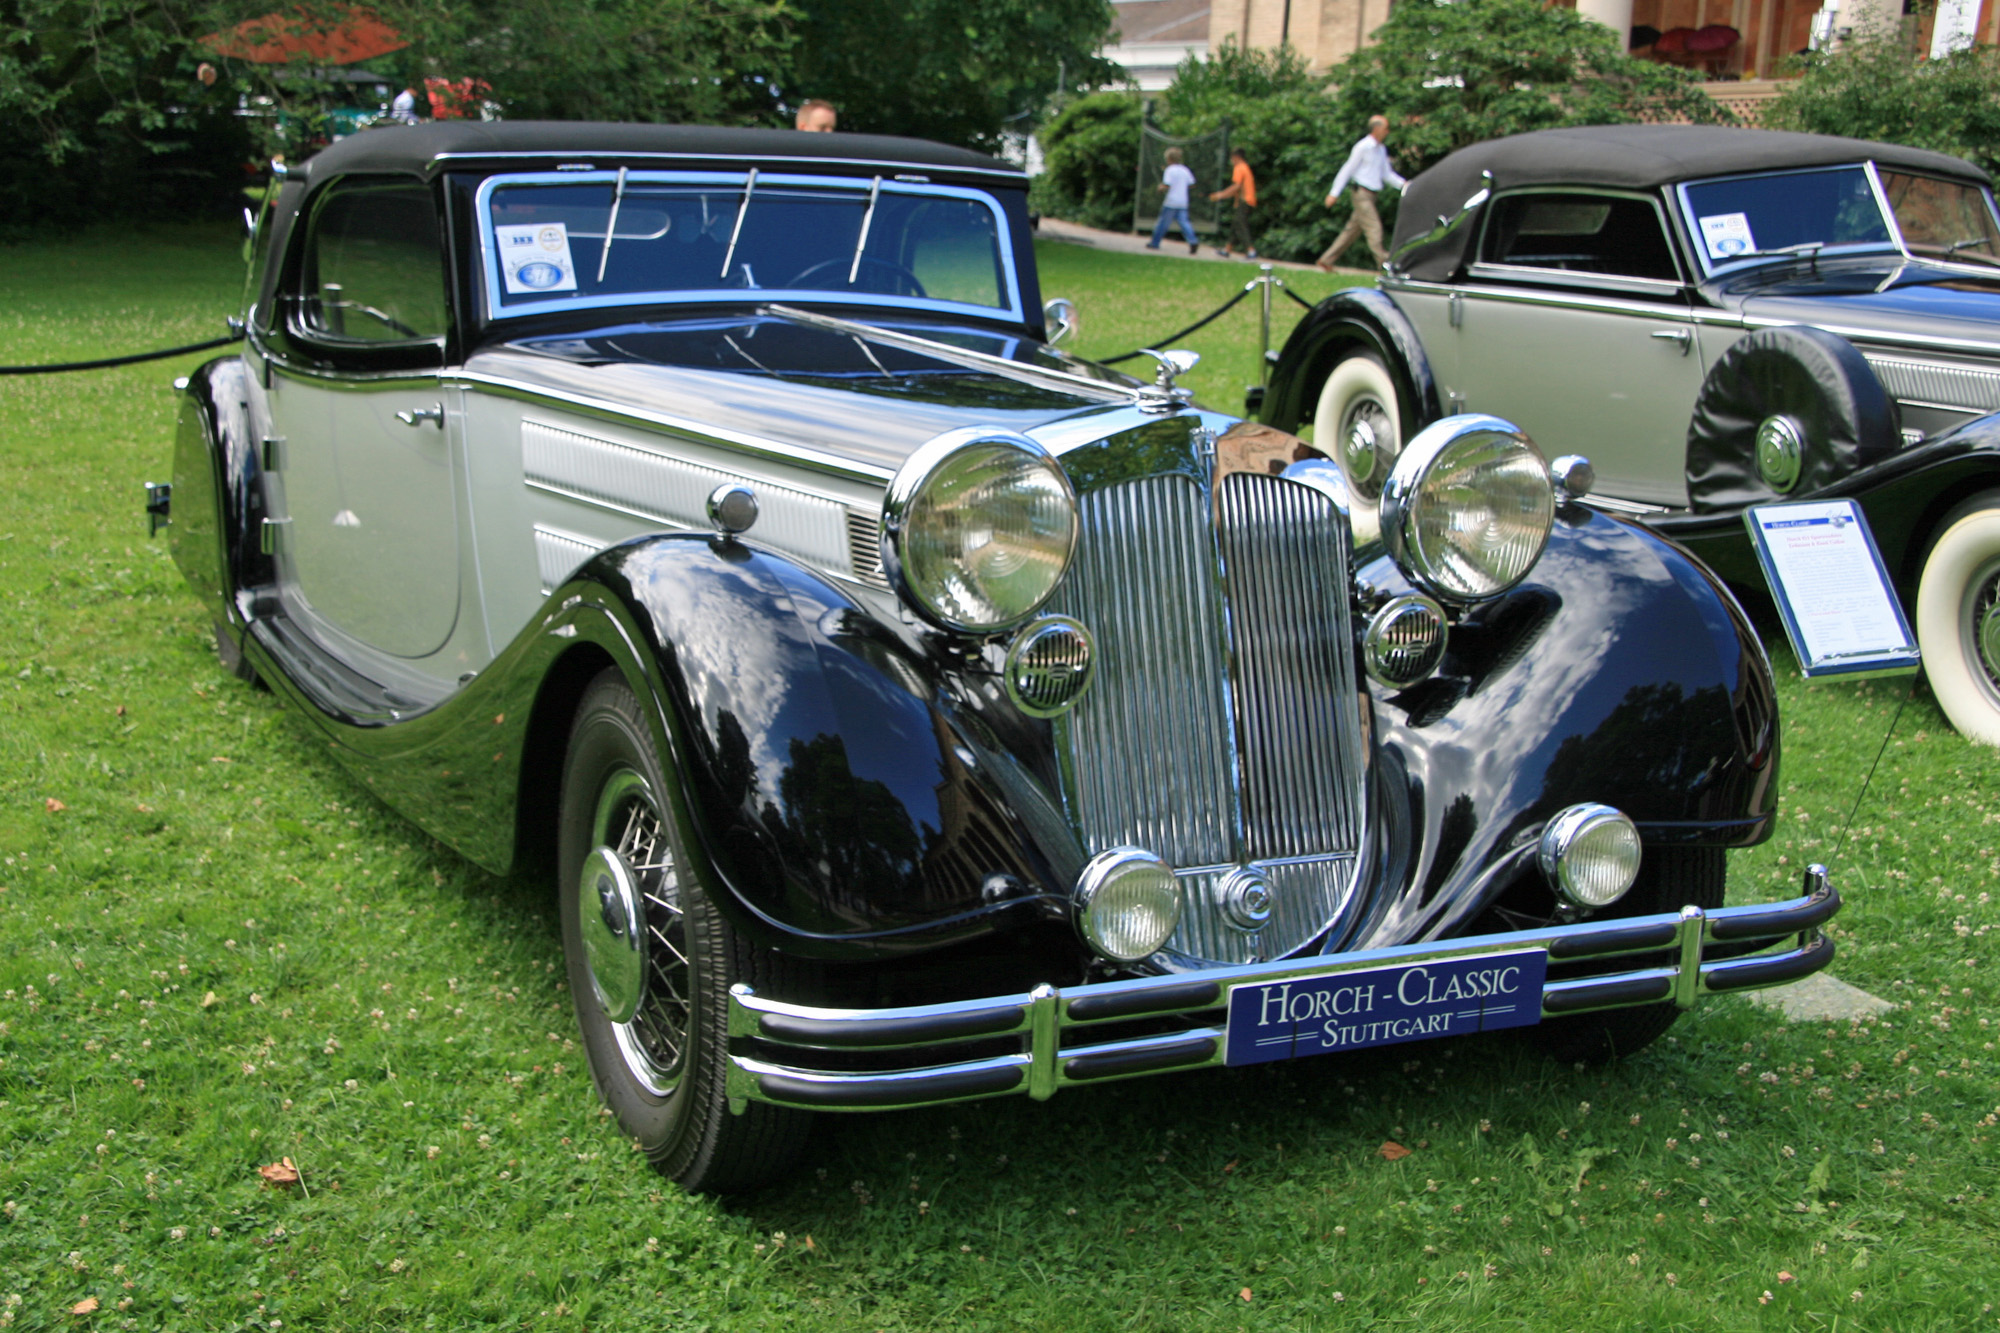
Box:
left=1699, top=212, right=1757, bottom=261
left=497, top=222, right=579, bottom=295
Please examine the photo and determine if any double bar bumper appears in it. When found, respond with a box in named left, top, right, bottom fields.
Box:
left=725, top=866, right=1839, bottom=1114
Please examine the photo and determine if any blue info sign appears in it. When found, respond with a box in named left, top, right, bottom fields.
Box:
left=1224, top=950, right=1548, bottom=1066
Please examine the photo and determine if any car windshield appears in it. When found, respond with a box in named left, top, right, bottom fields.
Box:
left=1878, top=170, right=2000, bottom=267
left=1680, top=166, right=1894, bottom=271
left=478, top=172, right=1017, bottom=319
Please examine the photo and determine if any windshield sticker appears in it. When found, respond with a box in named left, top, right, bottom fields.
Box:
left=496, top=222, right=578, bottom=295
left=1699, top=212, right=1757, bottom=261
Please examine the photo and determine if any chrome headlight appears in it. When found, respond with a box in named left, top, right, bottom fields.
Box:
left=1538, top=804, right=1642, bottom=910
left=1074, top=848, right=1183, bottom=962
left=882, top=427, right=1078, bottom=633
left=1379, top=415, right=1554, bottom=603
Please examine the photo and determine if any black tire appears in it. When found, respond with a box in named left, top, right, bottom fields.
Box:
left=558, top=668, right=815, bottom=1192
left=1532, top=846, right=1726, bottom=1065
left=1685, top=326, right=1899, bottom=513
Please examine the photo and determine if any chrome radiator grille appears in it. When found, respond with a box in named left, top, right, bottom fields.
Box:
left=1052, top=471, right=1367, bottom=966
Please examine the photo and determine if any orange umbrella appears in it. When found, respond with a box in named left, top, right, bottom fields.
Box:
left=202, top=5, right=408, bottom=64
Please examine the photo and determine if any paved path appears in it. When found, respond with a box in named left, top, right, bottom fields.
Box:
left=1036, top=216, right=1371, bottom=277
left=1744, top=972, right=1895, bottom=1023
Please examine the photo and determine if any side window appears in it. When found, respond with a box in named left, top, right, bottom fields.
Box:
left=299, top=176, right=448, bottom=343
left=1482, top=193, right=1680, bottom=283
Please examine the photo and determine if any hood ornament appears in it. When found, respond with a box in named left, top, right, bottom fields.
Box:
left=1134, top=348, right=1199, bottom=413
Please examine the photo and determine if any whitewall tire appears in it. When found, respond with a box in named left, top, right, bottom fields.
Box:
left=1313, top=352, right=1401, bottom=546
left=1916, top=494, right=2000, bottom=746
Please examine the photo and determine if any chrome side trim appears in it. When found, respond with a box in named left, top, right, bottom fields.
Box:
left=533, top=524, right=598, bottom=593
left=448, top=369, right=894, bottom=483
left=522, top=418, right=856, bottom=573
left=1865, top=354, right=2000, bottom=413
left=1446, top=282, right=1701, bottom=320
left=723, top=869, right=1840, bottom=1113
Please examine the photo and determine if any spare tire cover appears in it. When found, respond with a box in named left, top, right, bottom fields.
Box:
left=1685, top=325, right=1900, bottom=513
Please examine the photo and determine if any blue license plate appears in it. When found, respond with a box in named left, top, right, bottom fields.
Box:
left=1224, top=949, right=1548, bottom=1066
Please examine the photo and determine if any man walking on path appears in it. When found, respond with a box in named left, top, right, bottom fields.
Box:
left=1210, top=148, right=1259, bottom=260
left=1317, top=115, right=1406, bottom=271
left=1146, top=148, right=1200, bottom=254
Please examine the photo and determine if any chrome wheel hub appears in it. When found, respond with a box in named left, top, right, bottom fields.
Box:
left=1341, top=400, right=1394, bottom=496
left=579, top=847, right=645, bottom=1024
left=1970, top=565, right=2000, bottom=692
left=589, top=767, right=690, bottom=1097
left=1755, top=414, right=1804, bottom=492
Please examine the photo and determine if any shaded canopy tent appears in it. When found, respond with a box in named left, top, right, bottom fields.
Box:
left=201, top=5, right=409, bottom=64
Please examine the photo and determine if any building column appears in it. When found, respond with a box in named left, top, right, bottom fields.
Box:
left=1576, top=0, right=1636, bottom=41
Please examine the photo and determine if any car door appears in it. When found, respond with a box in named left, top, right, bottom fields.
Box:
left=265, top=174, right=462, bottom=660
left=1451, top=191, right=1710, bottom=506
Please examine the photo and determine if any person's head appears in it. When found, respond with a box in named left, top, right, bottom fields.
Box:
left=795, top=100, right=837, bottom=133
left=1164, top=147, right=1183, bottom=166
left=1368, top=114, right=1390, bottom=142
left=1230, top=148, right=1247, bottom=164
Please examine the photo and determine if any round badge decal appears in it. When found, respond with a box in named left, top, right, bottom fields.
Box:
left=517, top=262, right=565, bottom=289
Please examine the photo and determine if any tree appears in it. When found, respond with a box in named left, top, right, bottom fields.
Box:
left=373, top=0, right=795, bottom=127
left=1032, top=91, right=1143, bottom=231
left=1764, top=33, right=2000, bottom=176
left=1141, top=0, right=1731, bottom=263
left=786, top=0, right=1120, bottom=151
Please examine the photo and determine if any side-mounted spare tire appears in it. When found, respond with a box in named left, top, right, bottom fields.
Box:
left=1686, top=326, right=1900, bottom=512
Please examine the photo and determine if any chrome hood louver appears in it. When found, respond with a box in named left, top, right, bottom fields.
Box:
left=1051, top=464, right=1369, bottom=968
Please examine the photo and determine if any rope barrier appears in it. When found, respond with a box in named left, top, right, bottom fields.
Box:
left=2, top=332, right=242, bottom=376
left=1098, top=286, right=1256, bottom=365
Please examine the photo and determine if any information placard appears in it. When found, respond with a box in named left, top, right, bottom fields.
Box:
left=1745, top=500, right=1920, bottom=679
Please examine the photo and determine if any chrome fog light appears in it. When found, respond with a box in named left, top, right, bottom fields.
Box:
left=1538, top=804, right=1642, bottom=910
left=1363, top=593, right=1447, bottom=688
left=1380, top=415, right=1554, bottom=603
left=1004, top=615, right=1095, bottom=716
left=1074, top=847, right=1183, bottom=962
left=882, top=427, right=1078, bottom=634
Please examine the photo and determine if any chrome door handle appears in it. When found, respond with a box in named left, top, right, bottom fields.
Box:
left=1650, top=329, right=1693, bottom=355
left=396, top=404, right=445, bottom=427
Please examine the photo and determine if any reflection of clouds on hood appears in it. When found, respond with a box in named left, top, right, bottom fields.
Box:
left=1359, top=521, right=1694, bottom=951
left=641, top=553, right=796, bottom=796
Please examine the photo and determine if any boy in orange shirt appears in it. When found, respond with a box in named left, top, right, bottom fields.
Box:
left=1209, top=148, right=1258, bottom=260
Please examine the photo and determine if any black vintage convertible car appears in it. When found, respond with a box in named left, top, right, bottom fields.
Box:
left=1264, top=125, right=2000, bottom=743
left=158, top=121, right=1834, bottom=1191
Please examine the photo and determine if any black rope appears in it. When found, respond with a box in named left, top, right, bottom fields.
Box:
left=1, top=332, right=242, bottom=376
left=1283, top=285, right=1318, bottom=310
left=1826, top=673, right=1918, bottom=870
left=1099, top=286, right=1254, bottom=364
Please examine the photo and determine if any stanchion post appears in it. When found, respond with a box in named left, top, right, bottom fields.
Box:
left=1258, top=263, right=1275, bottom=388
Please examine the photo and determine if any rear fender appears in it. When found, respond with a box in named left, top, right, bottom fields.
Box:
left=170, top=356, right=272, bottom=634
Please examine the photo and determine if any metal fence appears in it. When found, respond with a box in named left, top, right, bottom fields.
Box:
left=1132, top=121, right=1231, bottom=238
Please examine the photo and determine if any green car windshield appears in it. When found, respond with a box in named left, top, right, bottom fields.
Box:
left=1680, top=164, right=2000, bottom=272
left=476, top=171, right=1020, bottom=320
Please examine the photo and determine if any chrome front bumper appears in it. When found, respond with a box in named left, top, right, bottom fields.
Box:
left=725, top=867, right=1838, bottom=1114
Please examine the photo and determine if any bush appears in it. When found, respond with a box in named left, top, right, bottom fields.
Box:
left=1032, top=91, right=1146, bottom=231
left=1764, top=34, right=2000, bottom=176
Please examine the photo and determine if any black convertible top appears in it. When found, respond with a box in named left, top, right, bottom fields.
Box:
left=295, top=120, right=1023, bottom=187
left=1392, top=125, right=1991, bottom=281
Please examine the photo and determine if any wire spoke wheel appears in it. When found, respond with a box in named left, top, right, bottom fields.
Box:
left=558, top=668, right=816, bottom=1191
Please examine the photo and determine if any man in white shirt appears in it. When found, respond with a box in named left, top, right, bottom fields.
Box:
left=391, top=84, right=421, bottom=124
left=1317, top=115, right=1406, bottom=271
left=1145, top=148, right=1199, bottom=254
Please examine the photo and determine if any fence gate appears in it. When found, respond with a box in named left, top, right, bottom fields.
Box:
left=1133, top=121, right=1230, bottom=238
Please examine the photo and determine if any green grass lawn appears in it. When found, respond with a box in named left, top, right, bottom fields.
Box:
left=0, top=222, right=1995, bottom=1331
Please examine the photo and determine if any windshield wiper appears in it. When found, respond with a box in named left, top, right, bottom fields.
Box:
left=847, top=176, right=882, bottom=285
left=1941, top=236, right=1996, bottom=256
left=720, top=167, right=758, bottom=281
left=595, top=165, right=628, bottom=285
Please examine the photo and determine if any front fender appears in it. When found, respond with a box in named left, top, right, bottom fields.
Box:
left=1349, top=506, right=1779, bottom=950
left=1262, top=288, right=1441, bottom=437
left=580, top=535, right=1086, bottom=956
